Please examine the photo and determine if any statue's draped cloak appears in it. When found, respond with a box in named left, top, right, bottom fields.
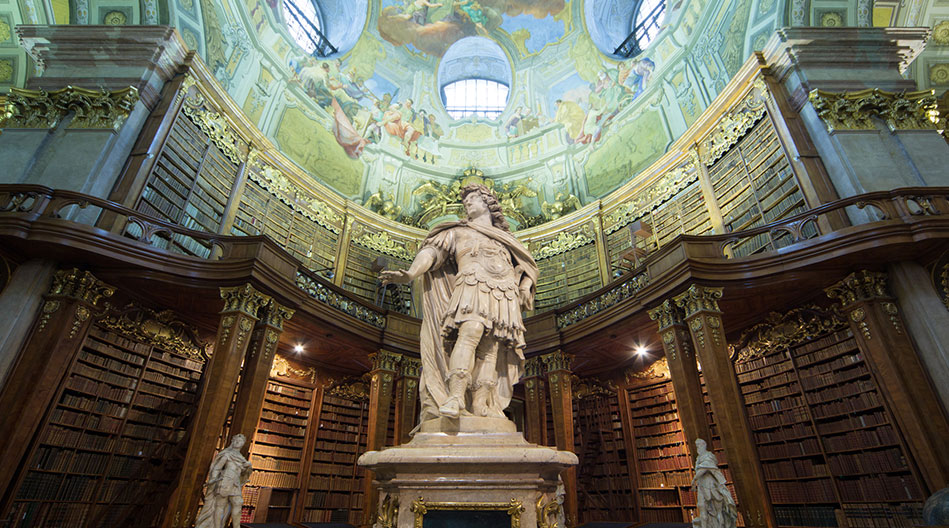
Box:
left=417, top=221, right=538, bottom=423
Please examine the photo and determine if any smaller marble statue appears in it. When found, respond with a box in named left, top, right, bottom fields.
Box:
left=194, top=434, right=254, bottom=528
left=692, top=438, right=737, bottom=528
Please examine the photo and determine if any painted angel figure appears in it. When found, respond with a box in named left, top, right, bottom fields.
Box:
left=380, top=184, right=537, bottom=421
left=194, top=434, right=253, bottom=528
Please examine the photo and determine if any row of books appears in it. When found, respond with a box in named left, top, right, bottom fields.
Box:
left=139, top=380, right=196, bottom=403
left=255, top=432, right=305, bottom=448
left=312, top=450, right=359, bottom=463
left=828, top=447, right=908, bottom=475
left=253, top=444, right=303, bottom=459
left=640, top=488, right=680, bottom=506
left=314, top=441, right=359, bottom=453
left=842, top=504, right=922, bottom=528
left=733, top=349, right=790, bottom=374
left=747, top=395, right=804, bottom=416
left=310, top=461, right=357, bottom=475
left=748, top=406, right=810, bottom=429
left=317, top=411, right=364, bottom=424
left=265, top=393, right=310, bottom=408
left=78, top=349, right=142, bottom=378
left=773, top=505, right=839, bottom=527
left=758, top=437, right=821, bottom=460
left=261, top=409, right=307, bottom=426
left=637, top=445, right=687, bottom=459
left=767, top=478, right=836, bottom=503
left=251, top=455, right=301, bottom=473
left=636, top=420, right=681, bottom=437
left=314, top=427, right=365, bottom=441
left=248, top=470, right=298, bottom=488
left=267, top=382, right=311, bottom=400
left=147, top=357, right=201, bottom=380
left=639, top=454, right=691, bottom=472
left=632, top=412, right=680, bottom=427
left=821, top=424, right=899, bottom=453
left=133, top=392, right=192, bottom=415
left=795, top=339, right=858, bottom=369
left=740, top=371, right=795, bottom=395
left=74, top=362, right=137, bottom=390
left=838, top=475, right=922, bottom=501
left=88, top=328, right=153, bottom=356
left=306, top=490, right=360, bottom=508
left=762, top=458, right=828, bottom=480
left=126, top=408, right=178, bottom=428
left=263, top=401, right=309, bottom=417
left=149, top=349, right=204, bottom=372
left=142, top=370, right=197, bottom=391
left=736, top=360, right=793, bottom=384
left=810, top=391, right=881, bottom=419
left=258, top=421, right=306, bottom=437
left=630, top=401, right=676, bottom=418
left=59, top=392, right=128, bottom=417
left=753, top=422, right=814, bottom=444
left=639, top=469, right=692, bottom=488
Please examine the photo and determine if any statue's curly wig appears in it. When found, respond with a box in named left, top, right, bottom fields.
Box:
left=460, top=184, right=510, bottom=232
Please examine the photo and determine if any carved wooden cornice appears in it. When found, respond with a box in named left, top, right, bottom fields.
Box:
left=98, top=303, right=209, bottom=363
left=530, top=224, right=596, bottom=260
left=351, top=225, right=416, bottom=261
left=1, top=86, right=139, bottom=130
left=809, top=88, right=940, bottom=133
left=246, top=149, right=342, bottom=234
left=734, top=305, right=846, bottom=363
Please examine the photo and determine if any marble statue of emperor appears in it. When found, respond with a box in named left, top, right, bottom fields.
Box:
left=381, top=184, right=538, bottom=422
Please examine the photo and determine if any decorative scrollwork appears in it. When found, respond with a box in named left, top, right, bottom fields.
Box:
left=557, top=272, right=649, bottom=328
left=328, top=374, right=371, bottom=401
left=625, top=357, right=670, bottom=382
left=97, top=303, right=209, bottom=362
left=604, top=164, right=696, bottom=233
left=181, top=95, right=242, bottom=164
left=219, top=284, right=271, bottom=317
left=809, top=88, right=940, bottom=133
left=271, top=353, right=316, bottom=383
left=411, top=497, right=524, bottom=528
left=572, top=375, right=616, bottom=399
left=734, top=305, right=846, bottom=363
left=246, top=150, right=342, bottom=233
left=531, top=226, right=595, bottom=260
left=1, top=85, right=139, bottom=131
left=295, top=271, right=386, bottom=328
left=541, top=350, right=573, bottom=373
left=825, top=270, right=890, bottom=308
left=699, top=84, right=768, bottom=166
left=673, top=285, right=723, bottom=318
left=352, top=227, right=414, bottom=261
left=48, top=268, right=115, bottom=306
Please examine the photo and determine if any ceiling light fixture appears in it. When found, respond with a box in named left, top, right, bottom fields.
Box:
left=293, top=344, right=304, bottom=353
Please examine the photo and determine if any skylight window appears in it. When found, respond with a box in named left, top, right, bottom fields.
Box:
left=442, top=79, right=510, bottom=120
left=613, top=0, right=666, bottom=58
left=283, top=0, right=336, bottom=56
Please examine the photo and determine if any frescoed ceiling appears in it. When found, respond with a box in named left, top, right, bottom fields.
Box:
left=2, top=0, right=942, bottom=228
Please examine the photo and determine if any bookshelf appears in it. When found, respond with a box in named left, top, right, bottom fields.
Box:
left=627, top=380, right=690, bottom=523
left=342, top=241, right=413, bottom=315
left=574, top=393, right=635, bottom=523
left=301, top=393, right=369, bottom=524
left=534, top=241, right=602, bottom=311
left=735, top=327, right=926, bottom=527
left=131, top=112, right=240, bottom=258
left=231, top=179, right=338, bottom=276
left=706, top=116, right=812, bottom=257
left=7, top=324, right=205, bottom=527
left=242, top=378, right=315, bottom=523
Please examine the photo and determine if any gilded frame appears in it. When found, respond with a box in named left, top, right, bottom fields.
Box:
left=410, top=497, right=525, bottom=528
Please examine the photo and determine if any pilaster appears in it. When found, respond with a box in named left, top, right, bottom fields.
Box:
left=647, top=298, right=712, bottom=457
left=162, top=284, right=270, bottom=528
left=395, top=356, right=421, bottom=445
left=362, top=349, right=401, bottom=527
left=826, top=271, right=949, bottom=492
left=0, top=259, right=56, bottom=390
left=674, top=285, right=776, bottom=528
left=0, top=268, right=114, bottom=511
left=228, top=299, right=295, bottom=451
left=542, top=350, right=578, bottom=528
left=522, top=356, right=545, bottom=445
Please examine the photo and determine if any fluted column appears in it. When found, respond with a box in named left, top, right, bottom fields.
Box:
left=162, top=284, right=270, bottom=528
left=648, top=298, right=712, bottom=457
left=522, top=357, right=545, bottom=445
left=229, top=299, right=296, bottom=450
left=543, top=350, right=578, bottom=528
left=826, top=271, right=949, bottom=492
left=0, top=268, right=114, bottom=507
left=674, top=285, right=775, bottom=528
left=362, top=350, right=401, bottom=526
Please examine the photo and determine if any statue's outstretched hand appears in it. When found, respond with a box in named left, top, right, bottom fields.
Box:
left=380, top=269, right=412, bottom=285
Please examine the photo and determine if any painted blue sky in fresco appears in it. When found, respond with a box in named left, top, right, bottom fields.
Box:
left=499, top=8, right=567, bottom=54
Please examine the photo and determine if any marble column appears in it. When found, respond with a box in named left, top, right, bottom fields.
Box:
left=362, top=350, right=402, bottom=526
left=2, top=26, right=188, bottom=200
left=648, top=298, right=712, bottom=457
left=542, top=350, right=578, bottom=528
left=886, top=261, right=949, bottom=414
left=760, top=28, right=948, bottom=221
left=228, top=299, right=296, bottom=449
left=0, top=269, right=115, bottom=505
left=0, top=259, right=56, bottom=390
left=826, top=271, right=949, bottom=493
left=674, top=285, right=776, bottom=528
left=162, top=284, right=270, bottom=528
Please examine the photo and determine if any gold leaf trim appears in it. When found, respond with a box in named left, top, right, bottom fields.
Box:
left=531, top=226, right=595, bottom=260
left=352, top=228, right=414, bottom=261
left=604, top=164, right=697, bottom=233
left=271, top=353, right=316, bottom=383
left=625, top=357, right=670, bottom=382
left=699, top=83, right=768, bottom=166
left=181, top=97, right=241, bottom=164
left=246, top=150, right=342, bottom=233
left=411, top=498, right=524, bottom=528
left=734, top=305, right=846, bottom=363
left=97, top=304, right=209, bottom=363
left=2, top=85, right=139, bottom=131
left=809, top=88, right=940, bottom=133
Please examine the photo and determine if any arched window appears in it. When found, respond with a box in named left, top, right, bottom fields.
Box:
left=442, top=79, right=510, bottom=120
left=614, top=0, right=666, bottom=58
left=283, top=0, right=336, bottom=56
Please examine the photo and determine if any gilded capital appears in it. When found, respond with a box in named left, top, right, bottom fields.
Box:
left=369, top=350, right=402, bottom=372
left=809, top=88, right=939, bottom=133
left=219, top=284, right=271, bottom=317
left=524, top=356, right=543, bottom=378
left=400, top=356, right=421, bottom=377
left=48, top=268, right=115, bottom=306
left=648, top=299, right=684, bottom=330
left=673, top=284, right=723, bottom=317
left=2, top=86, right=139, bottom=131
left=825, top=270, right=890, bottom=308
left=541, top=350, right=573, bottom=373
left=260, top=299, right=295, bottom=330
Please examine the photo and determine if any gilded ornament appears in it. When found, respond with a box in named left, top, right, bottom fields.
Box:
left=68, top=305, right=91, bottom=340
left=376, top=494, right=398, bottom=528
left=263, top=329, right=279, bottom=359
left=181, top=98, right=242, bottom=164
left=370, top=350, right=403, bottom=372
left=674, top=285, right=723, bottom=317
left=245, top=150, right=342, bottom=233
left=825, top=270, right=890, bottom=308
left=236, top=318, right=253, bottom=347
left=626, top=357, right=670, bottom=381
left=364, top=190, right=403, bottom=221
left=604, top=163, right=696, bottom=233
left=820, top=11, right=843, bottom=27
left=220, top=284, right=271, bottom=317
left=649, top=299, right=682, bottom=330
left=0, top=17, right=11, bottom=42
left=524, top=357, right=543, bottom=378
left=401, top=356, right=422, bottom=377
left=220, top=314, right=235, bottom=346
left=271, top=354, right=317, bottom=383
left=572, top=375, right=616, bottom=399
left=295, top=271, right=386, bottom=328
left=48, top=268, right=116, bottom=306
left=850, top=308, right=865, bottom=322
left=532, top=228, right=595, bottom=260
left=411, top=497, right=524, bottom=528
left=352, top=228, right=414, bottom=261
left=933, top=21, right=949, bottom=45
left=103, top=10, right=127, bottom=24
left=541, top=350, right=573, bottom=372
left=328, top=375, right=371, bottom=401
left=809, top=89, right=940, bottom=133
left=1, top=86, right=139, bottom=131
left=557, top=272, right=649, bottom=328
left=536, top=494, right=563, bottom=528
left=735, top=306, right=846, bottom=363
left=260, top=299, right=295, bottom=329
left=698, top=86, right=767, bottom=166
left=882, top=302, right=903, bottom=334
left=37, top=300, right=61, bottom=333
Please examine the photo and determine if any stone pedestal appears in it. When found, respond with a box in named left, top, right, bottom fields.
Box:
left=358, top=417, right=577, bottom=528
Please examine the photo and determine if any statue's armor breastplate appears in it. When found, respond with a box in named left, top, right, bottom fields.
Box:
left=455, top=228, right=517, bottom=287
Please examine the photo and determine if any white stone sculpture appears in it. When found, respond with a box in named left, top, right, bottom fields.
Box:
left=692, top=438, right=738, bottom=528
left=380, top=183, right=538, bottom=422
left=194, top=434, right=254, bottom=528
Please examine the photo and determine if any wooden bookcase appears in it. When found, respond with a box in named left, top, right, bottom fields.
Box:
left=533, top=241, right=601, bottom=311
left=342, top=242, right=413, bottom=314
left=734, top=327, right=926, bottom=527
left=574, top=393, right=635, bottom=523
left=627, top=380, right=691, bottom=523
left=242, top=379, right=316, bottom=523
left=131, top=112, right=240, bottom=258
left=301, top=393, right=369, bottom=524
left=6, top=325, right=205, bottom=527
left=707, top=116, right=812, bottom=257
